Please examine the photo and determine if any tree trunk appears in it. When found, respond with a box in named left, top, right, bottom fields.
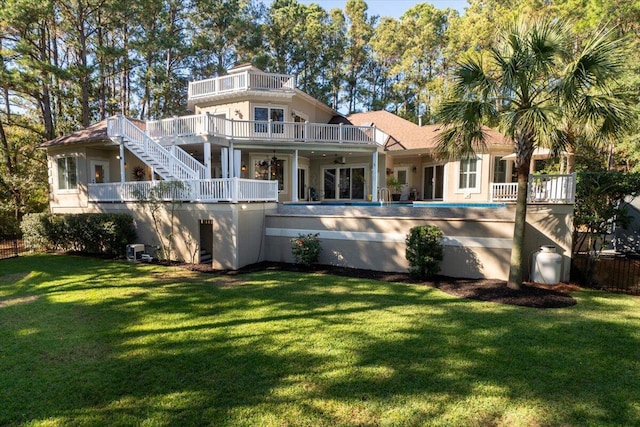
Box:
left=507, top=158, right=531, bottom=289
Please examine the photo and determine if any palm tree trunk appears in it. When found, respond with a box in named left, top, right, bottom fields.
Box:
left=507, top=160, right=531, bottom=289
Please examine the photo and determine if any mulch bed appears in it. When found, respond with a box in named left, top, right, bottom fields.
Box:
left=183, top=261, right=578, bottom=309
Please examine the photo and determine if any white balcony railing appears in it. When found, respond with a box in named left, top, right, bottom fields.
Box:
left=146, top=113, right=381, bottom=146
left=88, top=178, right=279, bottom=203
left=527, top=173, right=576, bottom=204
left=490, top=182, right=518, bottom=202
left=490, top=173, right=576, bottom=204
left=188, top=71, right=296, bottom=100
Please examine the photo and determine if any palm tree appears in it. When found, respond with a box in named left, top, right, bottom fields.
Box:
left=436, top=18, right=629, bottom=289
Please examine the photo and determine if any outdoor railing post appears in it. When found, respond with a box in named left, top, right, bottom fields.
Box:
left=339, top=123, right=344, bottom=143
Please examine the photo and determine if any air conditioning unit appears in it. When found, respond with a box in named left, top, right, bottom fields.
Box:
left=126, top=244, right=145, bottom=261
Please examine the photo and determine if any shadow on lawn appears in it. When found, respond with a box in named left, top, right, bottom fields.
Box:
left=1, top=256, right=638, bottom=426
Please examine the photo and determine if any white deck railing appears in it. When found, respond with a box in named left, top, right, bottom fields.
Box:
left=490, top=182, right=518, bottom=202
left=188, top=71, right=296, bottom=100
left=146, top=113, right=381, bottom=145
left=490, top=173, right=576, bottom=204
left=88, top=178, right=279, bottom=203
left=527, top=173, right=576, bottom=204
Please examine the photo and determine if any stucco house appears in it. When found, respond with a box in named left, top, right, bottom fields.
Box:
left=42, top=64, right=576, bottom=280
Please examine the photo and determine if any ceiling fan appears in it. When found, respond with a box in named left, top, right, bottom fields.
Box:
left=333, top=155, right=346, bottom=165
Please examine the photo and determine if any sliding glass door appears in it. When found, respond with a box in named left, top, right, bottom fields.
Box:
left=323, top=166, right=366, bottom=200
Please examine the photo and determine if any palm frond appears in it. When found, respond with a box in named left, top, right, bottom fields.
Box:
left=435, top=124, right=488, bottom=161
left=561, top=26, right=627, bottom=102
left=453, top=55, right=493, bottom=99
left=576, top=93, right=633, bottom=139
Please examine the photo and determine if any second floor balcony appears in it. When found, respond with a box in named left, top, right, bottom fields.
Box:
left=144, top=113, right=386, bottom=146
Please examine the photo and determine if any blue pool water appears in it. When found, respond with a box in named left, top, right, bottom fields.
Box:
left=412, top=201, right=507, bottom=209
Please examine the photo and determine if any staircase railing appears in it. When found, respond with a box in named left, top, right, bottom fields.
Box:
left=107, top=115, right=198, bottom=180
left=168, top=145, right=208, bottom=179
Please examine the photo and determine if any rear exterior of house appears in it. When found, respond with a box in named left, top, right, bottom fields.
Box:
left=42, top=65, right=576, bottom=281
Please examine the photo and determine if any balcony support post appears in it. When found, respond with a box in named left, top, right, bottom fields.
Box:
left=371, top=150, right=378, bottom=202
left=292, top=150, right=299, bottom=202
left=204, top=142, right=211, bottom=179
left=221, top=147, right=228, bottom=179
left=228, top=141, right=235, bottom=178
left=119, top=138, right=125, bottom=183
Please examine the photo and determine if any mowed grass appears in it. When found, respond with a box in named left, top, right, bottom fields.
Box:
left=0, top=255, right=639, bottom=427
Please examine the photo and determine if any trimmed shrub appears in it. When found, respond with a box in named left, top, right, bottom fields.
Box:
left=21, top=213, right=136, bottom=256
left=405, top=225, right=444, bottom=279
left=290, top=233, right=322, bottom=267
left=21, top=213, right=51, bottom=250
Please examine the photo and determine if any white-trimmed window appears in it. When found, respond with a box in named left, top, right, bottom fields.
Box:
left=394, top=167, right=409, bottom=186
left=254, top=106, right=285, bottom=134
left=56, top=156, right=78, bottom=191
left=458, top=157, right=480, bottom=191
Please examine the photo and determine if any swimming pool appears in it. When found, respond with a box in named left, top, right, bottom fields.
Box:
left=412, top=201, right=507, bottom=209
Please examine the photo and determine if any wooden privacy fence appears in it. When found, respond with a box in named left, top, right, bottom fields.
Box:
left=0, top=239, right=26, bottom=260
left=572, top=254, right=640, bottom=295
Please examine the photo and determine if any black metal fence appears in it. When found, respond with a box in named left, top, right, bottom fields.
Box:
left=572, top=254, right=640, bottom=295
left=0, top=239, right=26, bottom=260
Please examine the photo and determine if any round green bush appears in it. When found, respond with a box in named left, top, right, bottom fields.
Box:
left=405, top=225, right=444, bottom=279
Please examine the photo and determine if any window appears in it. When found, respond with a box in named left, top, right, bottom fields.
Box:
left=57, top=156, right=78, bottom=191
left=459, top=157, right=480, bottom=191
left=493, top=157, right=508, bottom=183
left=394, top=167, right=409, bottom=185
left=252, top=154, right=286, bottom=192
left=254, top=106, right=284, bottom=134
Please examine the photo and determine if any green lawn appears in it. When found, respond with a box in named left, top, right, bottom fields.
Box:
left=1, top=255, right=639, bottom=426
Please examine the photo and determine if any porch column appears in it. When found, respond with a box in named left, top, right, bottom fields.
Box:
left=203, top=142, right=211, bottom=179
left=221, top=147, right=228, bottom=178
left=371, top=150, right=378, bottom=202
left=233, top=149, right=241, bottom=178
left=292, top=149, right=299, bottom=202
left=119, top=138, right=125, bottom=183
left=228, top=142, right=235, bottom=177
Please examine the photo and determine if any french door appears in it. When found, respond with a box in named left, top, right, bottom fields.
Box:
left=423, top=165, right=444, bottom=200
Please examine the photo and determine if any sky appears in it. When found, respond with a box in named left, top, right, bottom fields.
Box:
left=266, top=1, right=469, bottom=18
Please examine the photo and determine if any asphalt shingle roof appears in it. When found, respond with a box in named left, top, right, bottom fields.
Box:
left=41, top=118, right=145, bottom=148
left=348, top=110, right=511, bottom=151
